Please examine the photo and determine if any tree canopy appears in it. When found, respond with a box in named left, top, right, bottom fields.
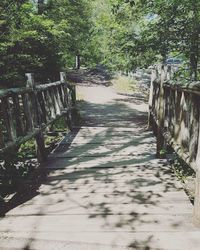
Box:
left=0, top=0, right=200, bottom=88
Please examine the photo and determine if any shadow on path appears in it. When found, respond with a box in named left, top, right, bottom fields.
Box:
left=0, top=84, right=195, bottom=250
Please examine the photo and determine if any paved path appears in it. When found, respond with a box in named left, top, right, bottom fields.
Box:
left=0, top=85, right=200, bottom=249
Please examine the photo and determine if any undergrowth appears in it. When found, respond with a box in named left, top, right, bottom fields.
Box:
left=170, top=152, right=195, bottom=203
left=0, top=116, right=68, bottom=200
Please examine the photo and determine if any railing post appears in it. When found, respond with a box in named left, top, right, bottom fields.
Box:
left=156, top=65, right=166, bottom=157
left=1, top=98, right=16, bottom=142
left=70, top=84, right=77, bottom=128
left=35, top=131, right=46, bottom=163
left=60, top=72, right=66, bottom=83
left=148, top=67, right=156, bottom=129
left=193, top=120, right=200, bottom=226
left=0, top=127, right=4, bottom=149
left=76, top=55, right=81, bottom=70
left=25, top=73, right=35, bottom=88
left=26, top=73, right=46, bottom=163
left=60, top=72, right=68, bottom=106
left=60, top=72, right=72, bottom=130
left=166, top=65, right=171, bottom=81
left=60, top=72, right=77, bottom=129
left=71, top=85, right=76, bottom=107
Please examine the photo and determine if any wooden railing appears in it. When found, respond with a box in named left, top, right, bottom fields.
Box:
left=0, top=72, right=76, bottom=163
left=148, top=65, right=200, bottom=225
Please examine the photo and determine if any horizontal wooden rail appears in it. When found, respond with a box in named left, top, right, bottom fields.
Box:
left=148, top=65, right=200, bottom=225
left=0, top=72, right=76, bottom=162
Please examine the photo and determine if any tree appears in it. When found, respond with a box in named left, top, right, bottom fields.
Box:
left=122, top=0, right=200, bottom=79
left=0, top=0, right=93, bottom=88
left=45, top=0, right=92, bottom=68
left=1, top=0, right=200, bottom=87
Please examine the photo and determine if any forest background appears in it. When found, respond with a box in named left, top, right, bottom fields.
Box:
left=0, top=0, right=200, bottom=88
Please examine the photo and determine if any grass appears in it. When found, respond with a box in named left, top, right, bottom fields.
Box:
left=76, top=89, right=84, bottom=101
left=111, top=75, right=136, bottom=94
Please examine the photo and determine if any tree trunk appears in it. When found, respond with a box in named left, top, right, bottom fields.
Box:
left=190, top=1, right=199, bottom=81
left=156, top=65, right=166, bottom=157
left=190, top=36, right=198, bottom=81
left=76, top=55, right=81, bottom=70
left=38, top=0, right=44, bottom=14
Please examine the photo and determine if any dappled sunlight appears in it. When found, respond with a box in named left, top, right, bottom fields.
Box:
left=0, top=84, right=197, bottom=250
left=0, top=0, right=200, bottom=247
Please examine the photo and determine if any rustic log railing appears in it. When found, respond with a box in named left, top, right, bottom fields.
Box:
left=0, top=72, right=76, bottom=163
left=148, top=65, right=200, bottom=225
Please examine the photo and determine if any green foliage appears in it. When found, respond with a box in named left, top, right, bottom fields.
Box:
left=0, top=0, right=93, bottom=88
left=170, top=153, right=195, bottom=203
left=159, top=148, right=167, bottom=158
left=87, top=0, right=200, bottom=78
left=50, top=116, right=68, bottom=132
left=1, top=0, right=200, bottom=87
left=117, top=0, right=200, bottom=78
left=0, top=116, right=66, bottom=198
left=173, top=156, right=195, bottom=182
left=112, top=75, right=136, bottom=93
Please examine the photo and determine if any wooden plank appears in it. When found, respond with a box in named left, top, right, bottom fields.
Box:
left=2, top=231, right=200, bottom=250
left=0, top=214, right=195, bottom=233
left=1, top=80, right=200, bottom=250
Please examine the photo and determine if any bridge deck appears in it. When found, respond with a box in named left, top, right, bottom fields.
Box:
left=0, top=85, right=200, bottom=249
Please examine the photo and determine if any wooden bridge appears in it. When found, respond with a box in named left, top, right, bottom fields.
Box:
left=0, top=71, right=200, bottom=249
